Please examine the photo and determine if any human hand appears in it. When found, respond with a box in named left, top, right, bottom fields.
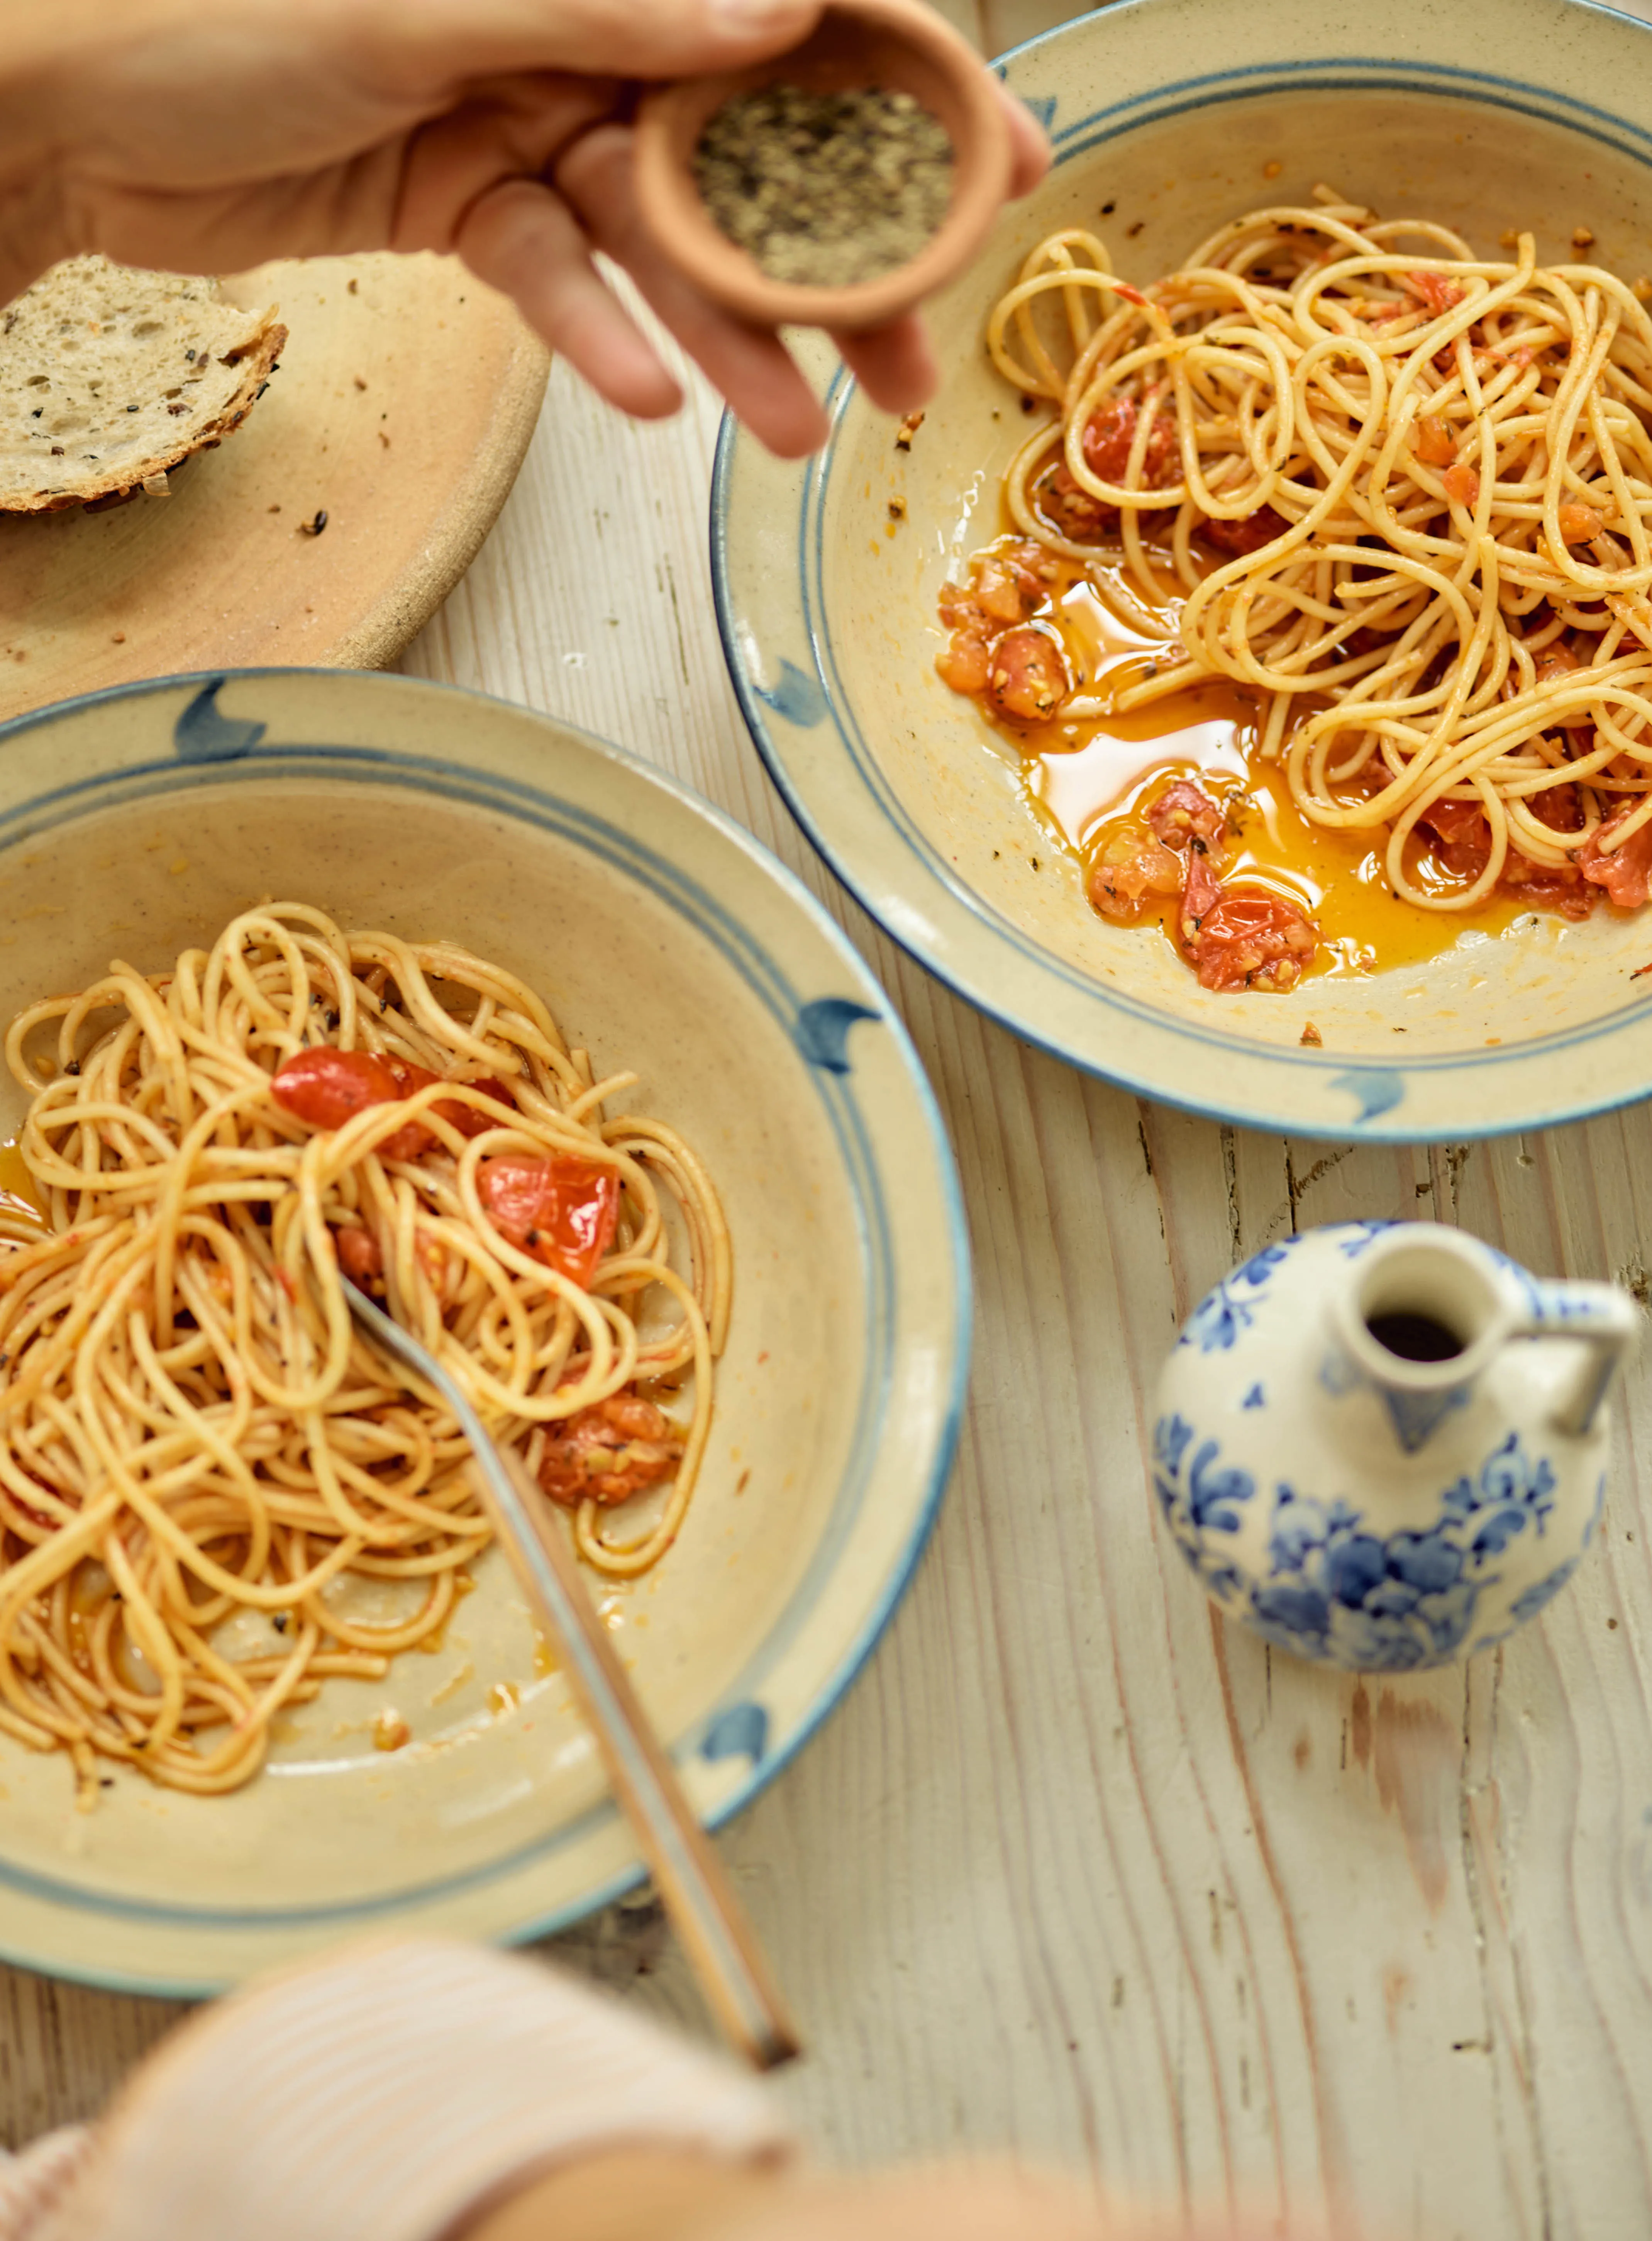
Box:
left=0, top=0, right=1050, bottom=454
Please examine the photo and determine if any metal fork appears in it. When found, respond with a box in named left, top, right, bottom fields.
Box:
left=342, top=1278, right=800, bottom=2070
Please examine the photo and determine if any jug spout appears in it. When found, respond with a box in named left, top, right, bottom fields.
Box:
left=1326, top=1227, right=1515, bottom=1454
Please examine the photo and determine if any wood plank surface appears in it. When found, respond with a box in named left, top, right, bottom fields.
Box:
left=3, top=11, right=1652, bottom=2239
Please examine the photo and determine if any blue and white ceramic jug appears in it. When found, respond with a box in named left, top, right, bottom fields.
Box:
left=1152, top=1221, right=1640, bottom=1671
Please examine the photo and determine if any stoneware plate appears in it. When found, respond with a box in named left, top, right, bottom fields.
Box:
left=0, top=254, right=549, bottom=724
left=713, top=0, right=1652, bottom=1143
left=0, top=670, right=967, bottom=1994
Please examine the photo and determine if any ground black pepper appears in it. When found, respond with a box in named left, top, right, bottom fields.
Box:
left=693, top=83, right=953, bottom=288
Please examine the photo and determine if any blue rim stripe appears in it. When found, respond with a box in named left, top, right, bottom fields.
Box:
left=0, top=670, right=972, bottom=1984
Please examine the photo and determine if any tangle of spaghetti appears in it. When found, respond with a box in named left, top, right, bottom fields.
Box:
left=980, top=186, right=1652, bottom=913
left=0, top=905, right=729, bottom=1799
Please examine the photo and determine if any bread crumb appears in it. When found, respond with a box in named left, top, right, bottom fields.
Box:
left=347, top=277, right=359, bottom=295
left=1299, top=1020, right=1322, bottom=1046
left=895, top=411, right=924, bottom=450
left=110, top=631, right=125, bottom=644
left=1263, top=160, right=1282, bottom=179
left=1572, top=225, right=1595, bottom=249
left=1499, top=228, right=1521, bottom=249
left=887, top=496, right=907, bottom=521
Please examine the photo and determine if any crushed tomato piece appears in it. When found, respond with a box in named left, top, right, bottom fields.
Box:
left=1202, top=505, right=1289, bottom=556
left=1580, top=807, right=1652, bottom=907
left=1178, top=851, right=1317, bottom=992
left=985, top=627, right=1070, bottom=723
left=1144, top=779, right=1226, bottom=849
left=538, top=1393, right=685, bottom=1507
left=1086, top=827, right=1183, bottom=921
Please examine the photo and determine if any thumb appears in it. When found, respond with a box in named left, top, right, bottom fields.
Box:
left=351, top=0, right=825, bottom=86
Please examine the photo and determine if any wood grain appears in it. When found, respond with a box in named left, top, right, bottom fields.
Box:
left=3, top=22, right=1651, bottom=2241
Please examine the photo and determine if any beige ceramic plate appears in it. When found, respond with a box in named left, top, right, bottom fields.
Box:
left=0, top=255, right=548, bottom=723
left=714, top=0, right=1652, bottom=1141
left=0, top=670, right=967, bottom=1994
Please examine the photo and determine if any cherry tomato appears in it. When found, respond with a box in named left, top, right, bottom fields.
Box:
left=272, top=1048, right=402, bottom=1130
left=1418, top=797, right=1493, bottom=878
left=1081, top=396, right=1177, bottom=489
left=1581, top=808, right=1652, bottom=907
left=538, top=1392, right=684, bottom=1507
left=1086, top=827, right=1182, bottom=922
left=1408, top=269, right=1464, bottom=316
left=985, top=627, right=1070, bottom=724
left=477, top=1155, right=620, bottom=1287
left=1202, top=505, right=1289, bottom=556
left=335, top=1227, right=384, bottom=1283
left=1179, top=854, right=1318, bottom=992
left=1145, top=780, right=1226, bottom=849
left=382, top=1058, right=516, bottom=1139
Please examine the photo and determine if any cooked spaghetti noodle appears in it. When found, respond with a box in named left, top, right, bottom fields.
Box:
left=961, top=186, right=1652, bottom=922
left=0, top=905, right=729, bottom=1798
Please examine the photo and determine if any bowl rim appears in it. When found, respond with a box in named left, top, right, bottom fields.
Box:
left=0, top=665, right=972, bottom=1994
left=709, top=0, right=1652, bottom=1146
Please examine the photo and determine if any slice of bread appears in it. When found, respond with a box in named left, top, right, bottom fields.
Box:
left=0, top=256, right=286, bottom=514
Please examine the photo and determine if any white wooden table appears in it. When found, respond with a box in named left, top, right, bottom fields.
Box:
left=6, top=8, right=1652, bottom=2234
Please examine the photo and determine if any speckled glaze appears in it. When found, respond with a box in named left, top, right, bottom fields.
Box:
left=1152, top=1222, right=1639, bottom=1669
left=713, top=0, right=1652, bottom=1140
left=0, top=670, right=968, bottom=1993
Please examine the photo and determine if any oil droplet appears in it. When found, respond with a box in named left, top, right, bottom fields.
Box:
left=532, top=1632, right=558, bottom=1678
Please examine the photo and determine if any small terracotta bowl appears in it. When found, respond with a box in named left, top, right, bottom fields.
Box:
left=632, top=0, right=1013, bottom=334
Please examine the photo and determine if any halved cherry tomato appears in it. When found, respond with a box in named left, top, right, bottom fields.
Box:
left=272, top=1048, right=401, bottom=1129
left=477, top=1155, right=620, bottom=1287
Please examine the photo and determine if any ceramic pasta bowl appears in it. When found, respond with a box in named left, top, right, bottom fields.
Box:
left=0, top=670, right=967, bottom=1994
left=713, top=0, right=1652, bottom=1141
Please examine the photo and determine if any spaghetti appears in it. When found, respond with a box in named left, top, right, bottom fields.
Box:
left=0, top=905, right=730, bottom=1798
left=939, top=186, right=1652, bottom=983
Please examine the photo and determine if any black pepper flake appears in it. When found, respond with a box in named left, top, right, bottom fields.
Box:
left=1127, top=220, right=1145, bottom=237
left=1020, top=394, right=1036, bottom=413
left=887, top=497, right=906, bottom=521
left=301, top=510, right=328, bottom=536
left=30, top=408, right=41, bottom=419
left=272, top=1612, right=289, bottom=1633
left=1030, top=856, right=1040, bottom=871
left=526, top=1228, right=541, bottom=1246
left=63, top=1058, right=80, bottom=1075
left=99, top=1777, right=115, bottom=1788
left=1101, top=200, right=1117, bottom=215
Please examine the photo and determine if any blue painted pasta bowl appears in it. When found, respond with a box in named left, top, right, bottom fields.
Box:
left=713, top=0, right=1652, bottom=1140
left=0, top=670, right=967, bottom=1992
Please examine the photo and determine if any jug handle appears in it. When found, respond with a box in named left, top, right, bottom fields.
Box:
left=1510, top=1283, right=1641, bottom=1437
